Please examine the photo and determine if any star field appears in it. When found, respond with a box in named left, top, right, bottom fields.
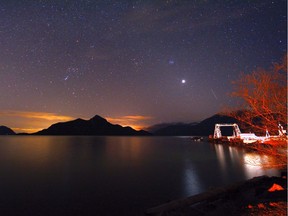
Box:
left=0, top=0, right=286, bottom=132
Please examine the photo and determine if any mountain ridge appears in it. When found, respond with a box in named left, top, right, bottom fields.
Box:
left=33, top=115, right=150, bottom=136
left=151, top=114, right=238, bottom=136
left=1, top=114, right=239, bottom=136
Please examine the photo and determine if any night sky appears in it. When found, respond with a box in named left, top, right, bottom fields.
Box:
left=0, top=0, right=286, bottom=133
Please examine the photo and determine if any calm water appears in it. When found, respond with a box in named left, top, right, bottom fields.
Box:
left=0, top=136, right=280, bottom=215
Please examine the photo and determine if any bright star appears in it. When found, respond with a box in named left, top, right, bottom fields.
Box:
left=181, top=79, right=186, bottom=84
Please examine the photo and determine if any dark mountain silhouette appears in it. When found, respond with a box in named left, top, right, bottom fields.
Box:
left=152, top=123, right=194, bottom=136
left=153, top=114, right=238, bottom=136
left=145, top=123, right=184, bottom=133
left=0, top=126, right=16, bottom=135
left=191, top=114, right=240, bottom=136
left=34, top=115, right=150, bottom=136
left=145, top=122, right=199, bottom=133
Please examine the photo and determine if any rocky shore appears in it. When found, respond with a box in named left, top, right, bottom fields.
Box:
left=146, top=174, right=287, bottom=216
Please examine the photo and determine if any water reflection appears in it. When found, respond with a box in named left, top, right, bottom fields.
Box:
left=183, top=159, right=203, bottom=197
left=0, top=136, right=282, bottom=215
left=228, top=146, right=242, bottom=163
left=243, top=153, right=279, bottom=178
left=105, top=137, right=150, bottom=164
left=212, top=144, right=280, bottom=179
left=214, top=144, right=226, bottom=171
left=0, top=136, right=61, bottom=169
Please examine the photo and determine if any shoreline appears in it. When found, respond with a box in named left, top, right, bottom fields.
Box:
left=146, top=174, right=287, bottom=215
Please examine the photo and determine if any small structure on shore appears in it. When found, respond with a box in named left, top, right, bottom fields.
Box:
left=190, top=136, right=203, bottom=141
left=209, top=123, right=269, bottom=144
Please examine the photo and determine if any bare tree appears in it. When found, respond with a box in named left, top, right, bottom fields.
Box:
left=229, top=54, right=287, bottom=168
left=230, top=54, right=287, bottom=135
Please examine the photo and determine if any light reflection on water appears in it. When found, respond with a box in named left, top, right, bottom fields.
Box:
left=183, top=160, right=203, bottom=197
left=0, top=136, right=280, bottom=215
left=213, top=144, right=280, bottom=179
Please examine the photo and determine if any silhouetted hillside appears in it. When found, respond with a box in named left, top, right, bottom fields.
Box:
left=153, top=114, right=238, bottom=136
left=0, top=126, right=16, bottom=135
left=145, top=122, right=199, bottom=133
left=34, top=115, right=150, bottom=136
left=153, top=123, right=193, bottom=136
left=194, top=114, right=239, bottom=135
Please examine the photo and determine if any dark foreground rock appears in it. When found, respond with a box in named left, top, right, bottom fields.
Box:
left=146, top=175, right=287, bottom=216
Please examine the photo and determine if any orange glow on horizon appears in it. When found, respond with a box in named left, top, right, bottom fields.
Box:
left=121, top=124, right=144, bottom=131
left=121, top=115, right=153, bottom=120
left=0, top=111, right=74, bottom=121
left=11, top=127, right=45, bottom=133
left=106, top=115, right=153, bottom=131
left=0, top=110, right=75, bottom=133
